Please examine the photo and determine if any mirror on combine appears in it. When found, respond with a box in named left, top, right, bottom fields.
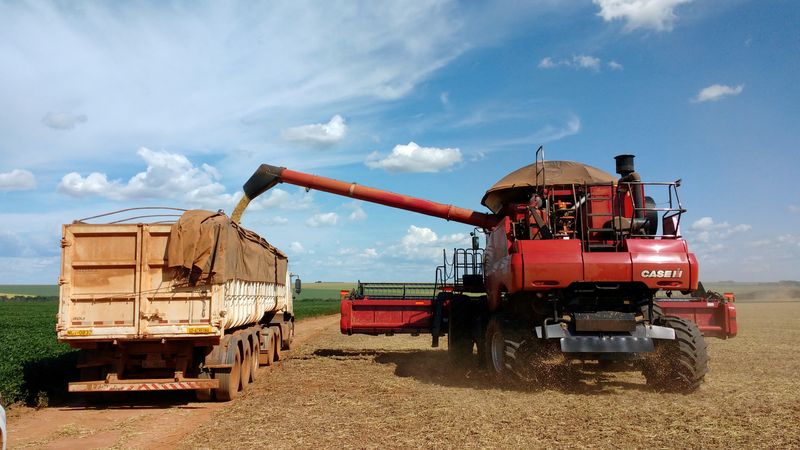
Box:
left=471, top=232, right=480, bottom=251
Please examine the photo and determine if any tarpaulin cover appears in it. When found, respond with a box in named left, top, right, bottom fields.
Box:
left=167, top=210, right=287, bottom=285
left=481, top=160, right=616, bottom=213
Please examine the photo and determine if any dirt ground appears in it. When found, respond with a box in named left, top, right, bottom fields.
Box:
left=8, top=302, right=800, bottom=449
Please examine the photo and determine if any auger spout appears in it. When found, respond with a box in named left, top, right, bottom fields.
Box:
left=232, top=164, right=500, bottom=229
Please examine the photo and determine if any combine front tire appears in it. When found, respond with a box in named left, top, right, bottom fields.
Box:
left=447, top=295, right=474, bottom=365
left=643, top=316, right=709, bottom=392
left=485, top=314, right=525, bottom=379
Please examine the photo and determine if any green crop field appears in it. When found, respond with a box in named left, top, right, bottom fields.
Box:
left=295, top=281, right=354, bottom=301
left=0, top=284, right=59, bottom=297
left=0, top=300, right=78, bottom=406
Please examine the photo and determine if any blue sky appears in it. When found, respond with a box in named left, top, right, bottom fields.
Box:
left=1, top=0, right=798, bottom=283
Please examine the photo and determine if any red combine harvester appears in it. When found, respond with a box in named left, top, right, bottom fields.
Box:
left=241, top=151, right=737, bottom=391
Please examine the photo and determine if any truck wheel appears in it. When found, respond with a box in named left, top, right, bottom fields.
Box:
left=249, top=332, right=259, bottom=382
left=215, top=347, right=241, bottom=401
left=273, top=327, right=283, bottom=361
left=240, top=343, right=252, bottom=387
left=282, top=321, right=295, bottom=350
left=264, top=329, right=276, bottom=366
left=195, top=371, right=212, bottom=402
left=642, top=316, right=709, bottom=392
left=447, top=295, right=473, bottom=365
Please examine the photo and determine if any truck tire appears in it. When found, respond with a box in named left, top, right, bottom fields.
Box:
left=215, top=346, right=241, bottom=401
left=447, top=295, right=473, bottom=365
left=240, top=342, right=252, bottom=387
left=261, top=329, right=276, bottom=366
left=282, top=321, right=295, bottom=350
left=249, top=331, right=259, bottom=382
left=642, top=316, right=709, bottom=392
left=195, top=371, right=213, bottom=402
left=273, top=327, right=283, bottom=361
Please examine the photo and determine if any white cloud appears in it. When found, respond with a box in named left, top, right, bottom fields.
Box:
left=306, top=212, right=339, bottom=227
left=344, top=201, right=367, bottom=221
left=789, top=205, right=800, bottom=213
left=251, top=188, right=314, bottom=211
left=281, top=115, right=348, bottom=148
left=261, top=216, right=289, bottom=225
left=0, top=169, right=36, bottom=191
left=290, top=241, right=306, bottom=254
left=690, top=216, right=751, bottom=243
left=362, top=248, right=379, bottom=258
left=57, top=148, right=238, bottom=208
left=692, top=84, right=744, bottom=103
left=439, top=92, right=450, bottom=107
left=594, top=0, right=693, bottom=32
left=41, top=112, right=87, bottom=130
left=574, top=55, right=601, bottom=71
left=538, top=57, right=556, bottom=69
left=538, top=55, right=612, bottom=72
left=390, top=225, right=469, bottom=260
left=365, top=141, right=462, bottom=173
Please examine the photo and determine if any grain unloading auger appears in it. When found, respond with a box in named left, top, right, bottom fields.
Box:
left=239, top=152, right=737, bottom=392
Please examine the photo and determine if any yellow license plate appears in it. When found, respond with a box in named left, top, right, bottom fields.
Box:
left=66, top=329, right=92, bottom=336
left=186, top=326, right=214, bottom=334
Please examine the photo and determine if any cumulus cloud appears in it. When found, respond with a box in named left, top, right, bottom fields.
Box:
left=608, top=60, right=624, bottom=70
left=390, top=225, right=469, bottom=260
left=290, top=241, right=306, bottom=254
left=41, top=112, right=87, bottom=130
left=306, top=212, right=339, bottom=227
left=692, top=84, right=744, bottom=103
left=251, top=188, right=314, bottom=211
left=57, top=147, right=238, bottom=208
left=690, top=216, right=751, bottom=243
left=789, top=205, right=800, bottom=213
left=0, top=169, right=36, bottom=191
left=281, top=115, right=348, bottom=148
left=594, top=0, right=692, bottom=32
left=344, top=201, right=367, bottom=221
left=538, top=55, right=614, bottom=72
left=365, top=142, right=462, bottom=173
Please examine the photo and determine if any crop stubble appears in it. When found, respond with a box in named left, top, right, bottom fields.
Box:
left=180, top=302, right=800, bottom=449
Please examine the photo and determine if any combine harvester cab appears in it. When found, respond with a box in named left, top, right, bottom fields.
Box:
left=58, top=208, right=298, bottom=401
left=241, top=150, right=737, bottom=392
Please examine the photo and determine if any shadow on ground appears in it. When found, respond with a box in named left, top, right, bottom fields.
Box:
left=21, top=352, right=202, bottom=409
left=312, top=348, right=656, bottom=395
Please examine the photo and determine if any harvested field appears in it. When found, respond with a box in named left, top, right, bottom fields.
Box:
left=7, top=302, right=800, bottom=449
left=180, top=302, right=800, bottom=449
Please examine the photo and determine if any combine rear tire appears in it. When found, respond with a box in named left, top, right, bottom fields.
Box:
left=643, top=316, right=708, bottom=392
left=447, top=295, right=473, bottom=365
left=485, top=314, right=526, bottom=379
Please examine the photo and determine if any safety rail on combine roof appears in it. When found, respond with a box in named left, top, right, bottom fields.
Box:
left=73, top=207, right=189, bottom=224
left=624, top=180, right=686, bottom=239
left=581, top=180, right=686, bottom=252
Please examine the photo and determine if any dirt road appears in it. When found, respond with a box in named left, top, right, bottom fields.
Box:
left=9, top=303, right=800, bottom=449
left=7, top=314, right=339, bottom=449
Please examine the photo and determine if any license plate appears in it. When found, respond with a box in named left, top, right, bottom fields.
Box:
left=66, top=329, right=92, bottom=336
left=186, top=326, right=214, bottom=334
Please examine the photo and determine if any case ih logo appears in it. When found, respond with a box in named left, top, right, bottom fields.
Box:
left=641, top=269, right=684, bottom=278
